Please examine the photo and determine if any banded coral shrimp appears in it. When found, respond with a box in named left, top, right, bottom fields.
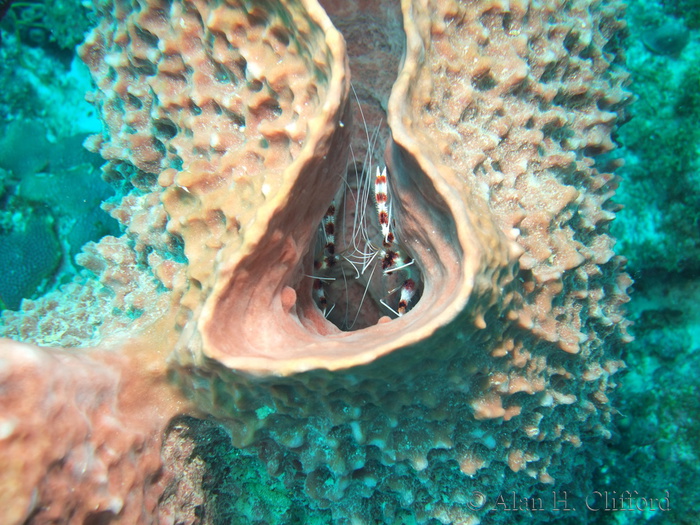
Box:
left=309, top=91, right=422, bottom=331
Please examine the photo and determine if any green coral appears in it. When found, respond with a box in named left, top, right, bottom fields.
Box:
left=178, top=417, right=322, bottom=524
left=592, top=291, right=700, bottom=525
left=0, top=209, right=61, bottom=310
left=1, top=0, right=92, bottom=50
left=0, top=51, right=41, bottom=122
left=42, top=0, right=93, bottom=50
left=661, top=0, right=700, bottom=30
left=613, top=53, right=700, bottom=275
left=0, top=120, right=119, bottom=312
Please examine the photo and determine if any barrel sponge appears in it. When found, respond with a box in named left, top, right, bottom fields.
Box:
left=0, top=0, right=633, bottom=523
left=170, top=0, right=633, bottom=522
left=0, top=212, right=60, bottom=310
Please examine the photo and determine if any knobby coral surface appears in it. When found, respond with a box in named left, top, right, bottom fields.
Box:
left=0, top=0, right=632, bottom=523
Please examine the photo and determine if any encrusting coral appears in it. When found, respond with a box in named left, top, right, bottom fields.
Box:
left=0, top=0, right=632, bottom=523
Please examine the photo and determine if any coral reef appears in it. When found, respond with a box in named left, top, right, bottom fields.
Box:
left=588, top=5, right=700, bottom=521
left=0, top=0, right=92, bottom=50
left=590, top=273, right=700, bottom=525
left=0, top=210, right=60, bottom=309
left=0, top=0, right=632, bottom=523
left=0, top=120, right=119, bottom=311
left=661, top=0, right=700, bottom=30
left=0, top=8, right=116, bottom=310
left=612, top=0, right=700, bottom=278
